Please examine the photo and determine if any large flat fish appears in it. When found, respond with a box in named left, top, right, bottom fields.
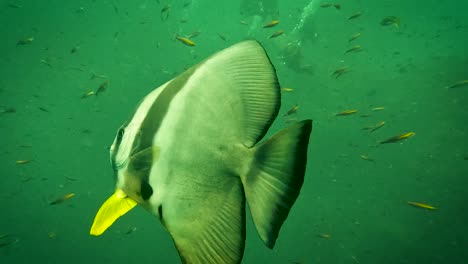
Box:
left=90, top=40, right=313, bottom=264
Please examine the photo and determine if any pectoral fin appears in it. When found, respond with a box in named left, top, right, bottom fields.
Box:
left=90, top=189, right=137, bottom=236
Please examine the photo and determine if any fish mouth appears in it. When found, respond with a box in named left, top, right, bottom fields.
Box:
left=90, top=189, right=137, bottom=236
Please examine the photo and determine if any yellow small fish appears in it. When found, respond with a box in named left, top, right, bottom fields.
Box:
left=17, top=37, right=34, bottom=45
left=317, top=233, right=331, bottom=238
left=371, top=106, right=385, bottom=111
left=49, top=193, right=75, bottom=205
left=407, top=201, right=437, bottom=210
left=380, top=16, right=400, bottom=28
left=380, top=132, right=415, bottom=144
left=348, top=12, right=362, bottom=20
left=359, top=155, right=375, bottom=162
left=263, top=20, right=279, bottom=28
left=336, top=109, right=358, bottom=116
left=446, top=80, right=468, bottom=89
left=81, top=91, right=96, bottom=99
left=16, top=160, right=32, bottom=164
left=281, top=87, right=294, bottom=92
left=176, top=36, right=196, bottom=47
left=284, top=104, right=299, bottom=116
left=269, top=30, right=284, bottom=39
left=345, top=45, right=362, bottom=53
left=332, top=67, right=349, bottom=78
left=349, top=32, right=361, bottom=42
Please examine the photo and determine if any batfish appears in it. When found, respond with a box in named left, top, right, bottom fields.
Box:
left=90, top=40, right=313, bottom=264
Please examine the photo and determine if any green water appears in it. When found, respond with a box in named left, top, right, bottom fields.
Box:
left=1, top=0, right=467, bottom=263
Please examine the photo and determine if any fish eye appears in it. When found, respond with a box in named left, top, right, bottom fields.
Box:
left=116, top=127, right=125, bottom=144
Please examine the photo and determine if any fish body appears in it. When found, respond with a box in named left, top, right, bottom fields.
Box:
left=281, top=87, right=294, bottom=92
left=364, top=121, right=385, bottom=132
left=269, top=30, right=284, bottom=39
left=49, top=193, right=75, bottom=205
left=336, top=109, right=358, bottom=116
left=96, top=80, right=109, bottom=96
left=161, top=5, right=170, bottom=21
left=17, top=37, right=34, bottom=45
left=284, top=104, right=299, bottom=116
left=186, top=31, right=200, bottom=39
left=446, top=80, right=468, bottom=89
left=348, top=12, right=362, bottom=20
left=81, top=91, right=96, bottom=99
left=371, top=106, right=385, bottom=111
left=381, top=16, right=400, bottom=28
left=380, top=132, right=415, bottom=144
left=176, top=36, right=195, bottom=46
left=408, top=201, right=437, bottom=210
left=359, top=155, right=375, bottom=162
left=345, top=45, right=362, bottom=53
left=16, top=160, right=32, bottom=164
left=332, top=67, right=349, bottom=78
left=349, top=32, right=361, bottom=42
left=263, top=20, right=279, bottom=28
left=89, top=41, right=313, bottom=264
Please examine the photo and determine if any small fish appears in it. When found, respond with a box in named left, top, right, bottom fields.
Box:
left=66, top=176, right=78, bottom=181
left=49, top=193, right=75, bottom=205
left=317, top=233, right=331, bottom=238
left=19, top=144, right=32, bottom=148
left=48, top=231, right=57, bottom=239
left=95, top=80, right=109, bottom=96
left=349, top=32, right=361, bottom=42
left=320, top=3, right=333, bottom=8
left=90, top=72, right=108, bottom=80
left=446, top=80, right=468, bottom=89
left=269, top=30, right=284, bottom=39
left=320, top=3, right=340, bottom=9
left=16, top=160, right=32, bottom=165
left=380, top=16, right=400, bottom=28
left=371, top=106, right=385, bottom=111
left=124, top=226, right=137, bottom=235
left=284, top=104, right=299, bottom=116
left=348, top=12, right=362, bottom=20
left=380, top=132, right=415, bottom=144
left=22, top=177, right=33, bottom=182
left=0, top=234, right=8, bottom=239
left=81, top=91, right=96, bottom=99
left=186, top=31, right=201, bottom=39
left=345, top=45, right=362, bottom=53
left=407, top=201, right=437, bottom=210
left=0, top=107, right=16, bottom=113
left=161, top=4, right=170, bottom=21
left=40, top=59, right=52, bottom=68
left=70, top=46, right=80, bottom=53
left=38, top=107, right=49, bottom=112
left=217, top=33, right=227, bottom=41
left=332, top=67, right=349, bottom=78
left=176, top=36, right=195, bottom=47
left=359, top=155, right=375, bottom=162
left=281, top=87, right=294, bottom=92
left=17, top=37, right=34, bottom=45
left=336, top=109, right=358, bottom=116
left=240, top=20, right=248, bottom=25
left=8, top=4, right=22, bottom=8
left=362, top=121, right=385, bottom=132
left=263, top=20, right=279, bottom=28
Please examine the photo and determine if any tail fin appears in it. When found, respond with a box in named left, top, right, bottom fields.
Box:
left=243, top=119, right=312, bottom=248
